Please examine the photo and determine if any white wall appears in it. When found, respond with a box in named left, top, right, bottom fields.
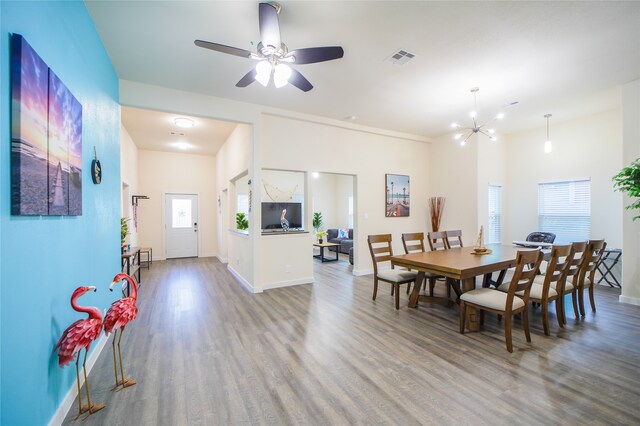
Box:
left=428, top=133, right=480, bottom=245
left=216, top=124, right=254, bottom=286
left=504, top=109, right=623, bottom=247
left=120, top=125, right=139, bottom=246
left=621, top=79, right=640, bottom=304
left=261, top=114, right=430, bottom=275
left=137, top=149, right=217, bottom=260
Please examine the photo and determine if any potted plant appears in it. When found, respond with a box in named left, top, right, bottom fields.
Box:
left=312, top=212, right=324, bottom=233
left=613, top=158, right=640, bottom=220
left=316, top=230, right=328, bottom=244
left=121, top=217, right=129, bottom=253
left=236, top=212, right=249, bottom=230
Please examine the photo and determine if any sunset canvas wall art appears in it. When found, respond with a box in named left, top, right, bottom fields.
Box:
left=11, top=34, right=82, bottom=216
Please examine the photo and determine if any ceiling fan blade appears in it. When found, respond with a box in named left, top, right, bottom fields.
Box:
left=259, top=2, right=281, bottom=48
left=287, top=46, right=344, bottom=64
left=194, top=40, right=253, bottom=59
left=236, top=68, right=257, bottom=87
left=288, top=68, right=313, bottom=92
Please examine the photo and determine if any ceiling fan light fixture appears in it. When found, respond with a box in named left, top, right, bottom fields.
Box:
left=273, top=63, right=292, bottom=88
left=255, top=61, right=272, bottom=86
left=174, top=118, right=194, bottom=128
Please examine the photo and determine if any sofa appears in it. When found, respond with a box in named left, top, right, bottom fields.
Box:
left=327, top=228, right=353, bottom=254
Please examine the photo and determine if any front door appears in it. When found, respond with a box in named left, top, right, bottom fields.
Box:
left=165, top=193, right=198, bottom=259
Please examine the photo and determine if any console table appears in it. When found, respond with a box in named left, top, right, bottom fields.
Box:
left=313, top=242, right=340, bottom=263
left=121, top=247, right=141, bottom=295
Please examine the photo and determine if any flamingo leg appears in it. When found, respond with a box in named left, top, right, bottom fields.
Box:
left=74, top=353, right=83, bottom=419
left=116, top=327, right=137, bottom=389
left=111, top=330, right=120, bottom=389
left=81, top=348, right=106, bottom=416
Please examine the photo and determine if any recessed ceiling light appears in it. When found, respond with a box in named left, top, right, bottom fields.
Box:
left=174, top=142, right=192, bottom=150
left=174, top=118, right=195, bottom=128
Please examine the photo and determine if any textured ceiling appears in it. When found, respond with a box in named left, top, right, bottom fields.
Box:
left=87, top=0, right=640, bottom=146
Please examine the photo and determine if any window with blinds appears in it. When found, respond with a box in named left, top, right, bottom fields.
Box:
left=538, top=179, right=591, bottom=243
left=488, top=185, right=502, bottom=244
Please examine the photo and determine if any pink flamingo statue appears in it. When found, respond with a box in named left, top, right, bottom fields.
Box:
left=103, top=273, right=139, bottom=390
left=54, top=286, right=105, bottom=418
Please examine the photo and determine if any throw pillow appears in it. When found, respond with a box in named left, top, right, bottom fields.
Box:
left=338, top=228, right=348, bottom=238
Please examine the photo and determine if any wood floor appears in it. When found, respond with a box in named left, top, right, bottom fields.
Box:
left=64, top=256, right=640, bottom=425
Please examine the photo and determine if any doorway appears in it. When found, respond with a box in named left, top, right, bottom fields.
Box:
left=165, top=193, right=199, bottom=258
left=311, top=172, right=356, bottom=267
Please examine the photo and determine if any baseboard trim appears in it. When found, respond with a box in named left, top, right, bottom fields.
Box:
left=352, top=267, right=373, bottom=276
left=227, top=265, right=261, bottom=293
left=216, top=255, right=228, bottom=263
left=262, top=277, right=314, bottom=290
left=48, top=333, right=109, bottom=426
left=619, top=295, right=640, bottom=306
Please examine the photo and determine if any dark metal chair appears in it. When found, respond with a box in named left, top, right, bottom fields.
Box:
left=526, top=232, right=556, bottom=244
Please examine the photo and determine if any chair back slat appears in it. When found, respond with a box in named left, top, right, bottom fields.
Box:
left=541, top=244, right=575, bottom=295
left=427, top=231, right=448, bottom=251
left=567, top=241, right=588, bottom=278
left=402, top=232, right=425, bottom=254
left=367, top=234, right=394, bottom=274
left=504, top=250, right=544, bottom=306
left=582, top=239, right=606, bottom=273
left=444, top=230, right=463, bottom=249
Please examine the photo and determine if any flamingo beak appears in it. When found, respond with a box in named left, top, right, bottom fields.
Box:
left=87, top=286, right=97, bottom=292
left=109, top=280, right=118, bottom=292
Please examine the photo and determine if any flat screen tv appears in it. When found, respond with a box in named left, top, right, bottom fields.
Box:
left=261, top=202, right=303, bottom=231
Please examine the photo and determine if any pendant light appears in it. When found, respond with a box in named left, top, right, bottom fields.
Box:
left=544, top=114, right=552, bottom=154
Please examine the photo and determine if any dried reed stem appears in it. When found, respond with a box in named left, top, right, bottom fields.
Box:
left=429, top=196, right=445, bottom=232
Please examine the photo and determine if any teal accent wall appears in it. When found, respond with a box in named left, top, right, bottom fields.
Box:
left=0, top=1, right=120, bottom=424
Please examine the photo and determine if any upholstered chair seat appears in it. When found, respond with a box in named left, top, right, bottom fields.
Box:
left=460, top=288, right=525, bottom=311
left=377, top=270, right=418, bottom=283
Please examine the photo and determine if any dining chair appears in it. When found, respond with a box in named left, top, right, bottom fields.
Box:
left=497, top=244, right=575, bottom=336
left=575, top=239, right=607, bottom=317
left=459, top=249, right=544, bottom=353
left=426, top=231, right=459, bottom=299
left=402, top=232, right=443, bottom=295
left=427, top=231, right=448, bottom=251
left=559, top=241, right=588, bottom=324
left=444, top=230, right=464, bottom=249
left=367, top=234, right=418, bottom=309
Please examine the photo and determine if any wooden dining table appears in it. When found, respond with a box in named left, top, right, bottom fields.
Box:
left=390, top=244, right=542, bottom=331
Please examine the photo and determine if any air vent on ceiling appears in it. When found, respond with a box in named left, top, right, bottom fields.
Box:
left=385, top=49, right=416, bottom=66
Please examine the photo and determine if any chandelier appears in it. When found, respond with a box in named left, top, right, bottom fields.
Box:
left=451, top=87, right=504, bottom=146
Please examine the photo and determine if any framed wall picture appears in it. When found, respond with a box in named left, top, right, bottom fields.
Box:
left=385, top=174, right=410, bottom=217
left=11, top=34, right=82, bottom=216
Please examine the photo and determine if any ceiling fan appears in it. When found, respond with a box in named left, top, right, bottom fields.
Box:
left=195, top=1, right=344, bottom=92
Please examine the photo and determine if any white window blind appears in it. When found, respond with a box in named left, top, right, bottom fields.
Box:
left=538, top=179, right=591, bottom=243
left=488, top=185, right=502, bottom=244
left=348, top=196, right=354, bottom=229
